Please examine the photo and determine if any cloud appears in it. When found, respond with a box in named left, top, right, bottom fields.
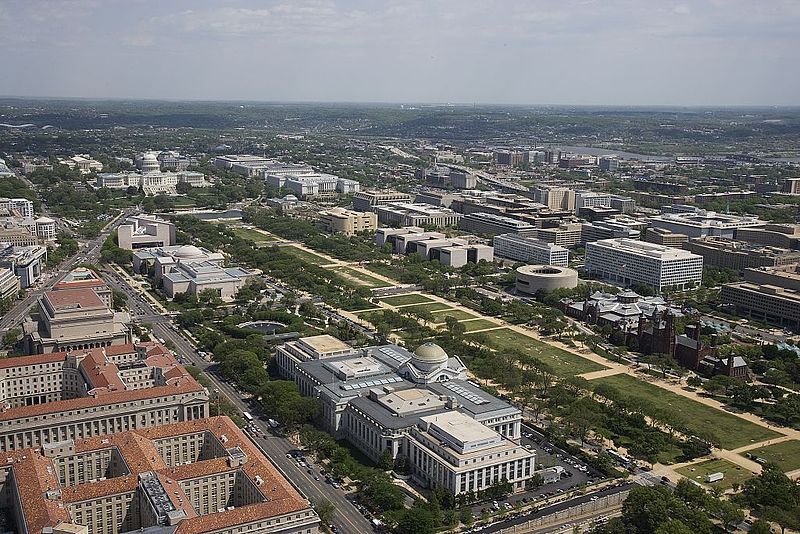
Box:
left=0, top=0, right=798, bottom=105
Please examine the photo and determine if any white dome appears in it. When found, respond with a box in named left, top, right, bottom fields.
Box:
left=413, top=342, right=448, bottom=365
left=174, top=245, right=202, bottom=258
left=140, top=152, right=160, bottom=173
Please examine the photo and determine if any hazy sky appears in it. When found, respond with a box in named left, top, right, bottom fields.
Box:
left=1, top=0, right=799, bottom=106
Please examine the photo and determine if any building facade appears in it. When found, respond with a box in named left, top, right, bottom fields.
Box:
left=0, top=198, right=34, bottom=218
left=117, top=214, right=176, bottom=250
left=0, top=417, right=318, bottom=534
left=585, top=238, right=703, bottom=291
left=0, top=342, right=209, bottom=452
left=352, top=190, right=412, bottom=212
left=317, top=208, right=377, bottom=236
left=459, top=212, right=538, bottom=237
left=23, top=288, right=132, bottom=354
left=0, top=267, right=20, bottom=300
left=493, top=234, right=569, bottom=266
left=375, top=203, right=462, bottom=228
left=0, top=244, right=47, bottom=288
left=275, top=336, right=534, bottom=495
left=685, top=237, right=800, bottom=272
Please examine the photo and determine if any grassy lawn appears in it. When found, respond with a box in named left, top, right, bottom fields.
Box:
left=232, top=227, right=277, bottom=243
left=676, top=459, right=755, bottom=491
left=590, top=374, right=781, bottom=450
left=461, top=319, right=502, bottom=332
left=379, top=294, right=434, bottom=306
left=430, top=309, right=479, bottom=322
left=397, top=302, right=453, bottom=313
left=469, top=328, right=606, bottom=377
left=743, top=440, right=800, bottom=472
left=281, top=245, right=334, bottom=265
left=331, top=267, right=392, bottom=288
left=366, top=263, right=402, bottom=282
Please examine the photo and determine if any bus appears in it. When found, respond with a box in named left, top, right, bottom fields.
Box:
left=242, top=412, right=254, bottom=423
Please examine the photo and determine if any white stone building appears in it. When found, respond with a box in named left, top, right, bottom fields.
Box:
left=586, top=238, right=703, bottom=291
left=493, top=234, right=569, bottom=266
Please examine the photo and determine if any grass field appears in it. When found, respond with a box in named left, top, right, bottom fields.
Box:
left=379, top=294, right=434, bottom=306
left=430, top=309, right=479, bottom=322
left=397, top=302, right=453, bottom=313
left=232, top=227, right=276, bottom=243
left=281, top=245, right=333, bottom=265
left=331, top=267, right=391, bottom=288
left=590, top=374, right=781, bottom=450
left=461, top=319, right=502, bottom=332
left=469, top=328, right=606, bottom=377
left=743, top=440, right=800, bottom=472
left=676, top=459, right=755, bottom=490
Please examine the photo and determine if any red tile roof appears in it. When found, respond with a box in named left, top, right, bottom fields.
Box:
left=0, top=343, right=204, bottom=421
left=44, top=288, right=105, bottom=310
left=0, top=376, right=204, bottom=421
left=8, top=417, right=314, bottom=534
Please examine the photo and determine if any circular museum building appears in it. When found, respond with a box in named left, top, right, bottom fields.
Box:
left=515, top=264, right=579, bottom=295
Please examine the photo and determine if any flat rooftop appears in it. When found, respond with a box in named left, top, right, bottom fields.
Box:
left=589, top=238, right=702, bottom=260
left=378, top=388, right=446, bottom=417
left=422, top=411, right=499, bottom=444
left=298, top=334, right=354, bottom=356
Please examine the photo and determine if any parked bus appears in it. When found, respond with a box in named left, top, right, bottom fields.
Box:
left=242, top=412, right=254, bottom=423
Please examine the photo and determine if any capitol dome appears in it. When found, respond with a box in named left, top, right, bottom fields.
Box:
left=413, top=342, right=449, bottom=365
left=140, top=152, right=160, bottom=173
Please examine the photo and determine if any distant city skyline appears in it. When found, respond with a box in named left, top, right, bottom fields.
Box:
left=1, top=0, right=799, bottom=106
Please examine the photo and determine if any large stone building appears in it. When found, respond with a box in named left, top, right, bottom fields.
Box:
left=275, top=336, right=535, bottom=496
left=684, top=237, right=800, bottom=272
left=58, top=155, right=103, bottom=174
left=23, top=288, right=132, bottom=354
left=0, top=197, right=34, bottom=218
left=0, top=267, right=20, bottom=300
left=53, top=268, right=112, bottom=308
left=161, top=262, right=254, bottom=301
left=117, top=214, right=176, bottom=250
left=0, top=342, right=209, bottom=452
left=375, top=227, right=493, bottom=267
left=459, top=212, right=538, bottom=237
left=132, top=245, right=225, bottom=279
left=515, top=265, right=578, bottom=295
left=585, top=238, right=703, bottom=292
left=0, top=416, right=318, bottom=534
left=266, top=172, right=359, bottom=199
left=648, top=209, right=762, bottom=239
left=96, top=170, right=209, bottom=195
left=493, top=234, right=569, bottom=266
left=736, top=224, right=800, bottom=250
left=352, top=190, right=413, bottom=212
left=317, top=208, right=377, bottom=236
left=375, top=202, right=462, bottom=228
left=531, top=186, right=575, bottom=211
left=0, top=243, right=47, bottom=287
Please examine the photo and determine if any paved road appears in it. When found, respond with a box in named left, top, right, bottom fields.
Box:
left=101, top=270, right=373, bottom=534
left=482, top=482, right=636, bottom=533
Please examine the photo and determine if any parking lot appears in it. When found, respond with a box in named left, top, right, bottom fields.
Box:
left=469, top=423, right=604, bottom=517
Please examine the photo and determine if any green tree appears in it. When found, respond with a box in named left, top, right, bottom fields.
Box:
left=310, top=498, right=335, bottom=525
left=2, top=327, right=21, bottom=348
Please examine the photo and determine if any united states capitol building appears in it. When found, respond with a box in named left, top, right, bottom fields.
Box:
left=96, top=152, right=211, bottom=195
left=276, top=335, right=535, bottom=496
